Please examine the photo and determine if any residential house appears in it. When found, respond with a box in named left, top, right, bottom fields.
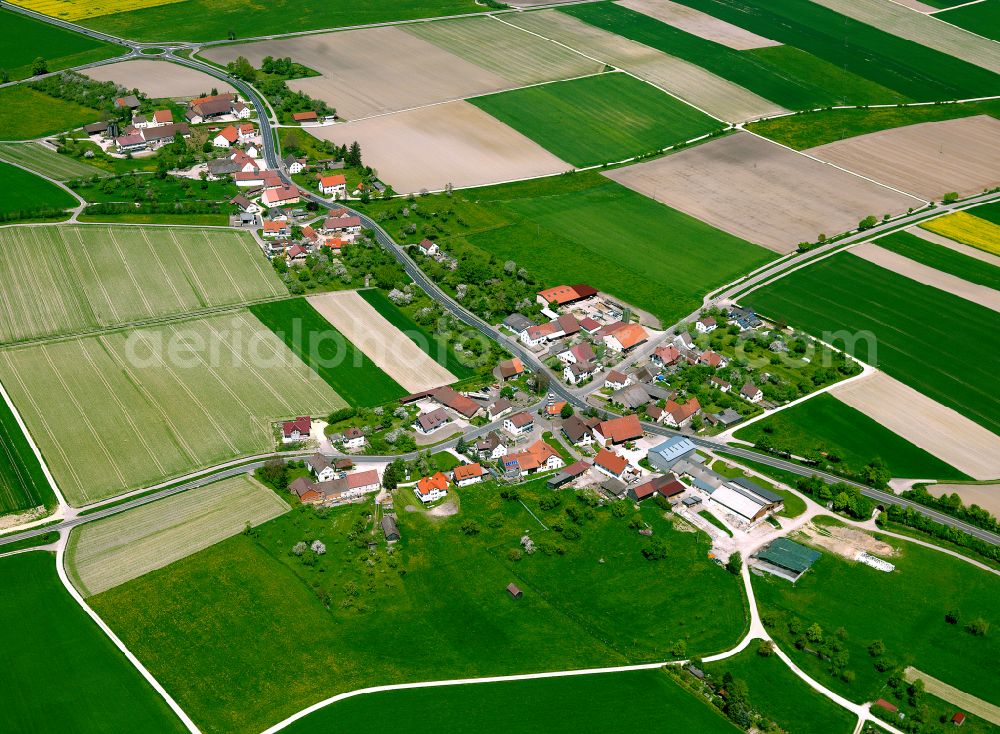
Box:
left=262, top=185, right=301, bottom=208
left=593, top=448, right=632, bottom=481
left=651, top=345, right=681, bottom=368
left=213, top=125, right=239, bottom=148
left=729, top=306, right=762, bottom=331
left=663, top=398, right=701, bottom=428
left=698, top=350, right=727, bottom=369
left=262, top=219, right=290, bottom=239
left=237, top=123, right=256, bottom=142
left=282, top=416, right=311, bottom=443
left=498, top=358, right=524, bottom=381
left=594, top=414, right=643, bottom=446
left=674, top=332, right=695, bottom=350
left=503, top=440, right=563, bottom=476
left=230, top=194, right=260, bottom=215
left=283, top=154, right=306, bottom=174
left=502, top=313, right=534, bottom=336
left=320, top=174, right=347, bottom=198
left=696, top=316, right=717, bottom=333
left=504, top=412, right=534, bottom=436
left=558, top=342, right=595, bottom=365
left=561, top=414, right=595, bottom=447
left=307, top=454, right=337, bottom=483
left=417, top=239, right=439, bottom=256
left=710, top=376, right=731, bottom=392
left=415, top=472, right=449, bottom=504
left=286, top=244, right=308, bottom=263
left=646, top=405, right=667, bottom=424
left=346, top=469, right=380, bottom=495
left=604, top=323, right=649, bottom=353
left=705, top=408, right=742, bottom=428
left=604, top=370, right=631, bottom=390
left=475, top=431, right=507, bottom=461
left=563, top=361, right=596, bottom=385
left=233, top=101, right=252, bottom=119
left=647, top=436, right=697, bottom=472
left=741, top=382, right=763, bottom=404
left=487, top=398, right=513, bottom=422
left=415, top=407, right=451, bottom=434
left=453, top=463, right=486, bottom=487
left=341, top=427, right=366, bottom=451
left=521, top=321, right=561, bottom=347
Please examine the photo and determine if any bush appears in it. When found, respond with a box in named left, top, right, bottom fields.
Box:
left=966, top=618, right=989, bottom=636
left=328, top=406, right=357, bottom=424
left=642, top=538, right=667, bottom=560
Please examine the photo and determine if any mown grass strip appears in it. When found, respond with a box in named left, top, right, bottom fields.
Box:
left=876, top=231, right=1000, bottom=292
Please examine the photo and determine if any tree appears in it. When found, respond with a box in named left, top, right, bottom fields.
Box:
left=259, top=459, right=288, bottom=491
left=757, top=639, right=774, bottom=657
left=858, top=215, right=878, bottom=230
left=945, top=608, right=961, bottom=625
left=862, top=458, right=891, bottom=488
left=456, top=436, right=467, bottom=454
left=0, top=69, right=9, bottom=84
left=868, top=640, right=885, bottom=657
left=346, top=140, right=362, bottom=167
left=642, top=538, right=667, bottom=560
left=942, top=191, right=959, bottom=204
left=806, top=623, right=824, bottom=644
left=32, top=57, right=48, bottom=76
left=966, top=618, right=989, bottom=636
left=560, top=403, right=574, bottom=419
left=726, top=551, right=742, bottom=575
left=292, top=541, right=307, bottom=556
left=311, top=539, right=326, bottom=555
left=383, top=459, right=405, bottom=490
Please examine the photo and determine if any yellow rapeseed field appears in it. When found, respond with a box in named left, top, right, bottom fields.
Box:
left=921, top=210, right=1000, bottom=256
left=9, top=0, right=184, bottom=21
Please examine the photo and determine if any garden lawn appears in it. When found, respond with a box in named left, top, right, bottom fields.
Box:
left=279, top=669, right=739, bottom=734
left=562, top=2, right=908, bottom=109
left=90, top=478, right=747, bottom=733
left=0, top=141, right=111, bottom=180
left=0, top=224, right=287, bottom=345
left=744, top=253, right=1000, bottom=436
left=0, top=388, right=55, bottom=516
left=745, top=99, right=1000, bottom=149
left=733, top=393, right=967, bottom=480
left=0, top=8, right=121, bottom=81
left=705, top=646, right=857, bottom=734
left=0, top=86, right=100, bottom=139
left=356, top=288, right=475, bottom=380
left=0, top=551, right=186, bottom=733
left=937, top=0, right=1000, bottom=42
left=250, top=297, right=407, bottom=407
left=754, top=533, right=1000, bottom=705
left=80, top=0, right=479, bottom=42
left=0, top=160, right=76, bottom=221
left=876, top=231, right=1000, bottom=292
left=469, top=72, right=721, bottom=166
left=665, top=0, right=1000, bottom=100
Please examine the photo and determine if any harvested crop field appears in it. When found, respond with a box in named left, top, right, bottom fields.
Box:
left=809, top=0, right=1000, bottom=75
left=805, top=115, right=1000, bottom=200
left=503, top=10, right=785, bottom=122
left=0, top=225, right=286, bottom=345
left=605, top=132, right=919, bottom=252
left=82, top=59, right=234, bottom=99
left=0, top=142, right=110, bottom=180
left=307, top=291, right=458, bottom=393
left=849, top=242, right=1000, bottom=313
left=920, top=209, right=1000, bottom=256
left=309, top=101, right=570, bottom=193
left=0, top=312, right=344, bottom=506
left=925, top=484, right=1000, bottom=520
left=66, top=474, right=289, bottom=597
left=831, top=372, right=1000, bottom=480
left=615, top=0, right=779, bottom=49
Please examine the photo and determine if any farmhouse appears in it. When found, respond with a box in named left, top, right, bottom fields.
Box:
left=558, top=342, right=595, bottom=365
left=647, top=436, right=697, bottom=472
left=454, top=462, right=486, bottom=487
left=741, top=383, right=763, bottom=403
left=504, top=412, right=534, bottom=436
left=185, top=93, right=238, bottom=124
left=282, top=416, right=311, bottom=443
left=415, top=407, right=451, bottom=434
left=487, top=398, right=513, bottom=422
left=604, top=323, right=649, bottom=353
left=320, top=174, right=347, bottom=198
left=213, top=125, right=239, bottom=148
left=709, top=477, right=784, bottom=526
left=340, top=427, right=366, bottom=451
left=628, top=474, right=684, bottom=502
left=593, top=448, right=632, bottom=480
left=502, top=313, right=534, bottom=335
left=289, top=476, right=323, bottom=504
left=594, top=414, right=643, bottom=446
left=612, top=384, right=650, bottom=410
left=430, top=386, right=482, bottom=419
left=262, top=185, right=301, bottom=208
left=346, top=469, right=380, bottom=495
left=321, top=214, right=363, bottom=236
left=415, top=472, right=449, bottom=504
left=417, top=239, right=439, bottom=256
left=561, top=415, right=594, bottom=450
left=498, top=358, right=524, bottom=380
left=307, top=454, right=337, bottom=483
left=262, top=220, right=290, bottom=239
left=536, top=284, right=597, bottom=308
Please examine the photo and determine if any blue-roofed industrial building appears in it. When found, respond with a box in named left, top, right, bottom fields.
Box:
left=647, top=436, right=697, bottom=472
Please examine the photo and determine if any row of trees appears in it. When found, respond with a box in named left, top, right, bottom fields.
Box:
left=878, top=503, right=1000, bottom=563
left=901, top=485, right=999, bottom=535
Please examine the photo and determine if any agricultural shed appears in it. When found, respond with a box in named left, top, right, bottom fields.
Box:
left=755, top=538, right=821, bottom=582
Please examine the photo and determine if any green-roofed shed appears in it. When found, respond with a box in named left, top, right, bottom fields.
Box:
left=756, top=538, right=821, bottom=581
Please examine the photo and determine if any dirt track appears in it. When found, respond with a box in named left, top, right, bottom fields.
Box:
left=806, top=116, right=1000, bottom=200
left=308, top=100, right=571, bottom=193
left=605, top=132, right=918, bottom=252
left=307, top=291, right=457, bottom=393
left=831, top=372, right=1000, bottom=481
left=83, top=60, right=235, bottom=99
left=616, top=0, right=780, bottom=49
left=850, top=243, right=1000, bottom=314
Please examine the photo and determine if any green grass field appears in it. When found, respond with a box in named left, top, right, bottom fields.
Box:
left=744, top=253, right=1000, bottom=436
left=280, top=669, right=739, bottom=734
left=0, top=142, right=111, bottom=181
left=0, top=8, right=121, bottom=81
left=704, top=646, right=857, bottom=734
left=0, top=311, right=344, bottom=506
left=665, top=0, right=1000, bottom=100
left=0, top=387, right=56, bottom=516
left=0, top=551, right=187, bottom=733
left=80, top=0, right=480, bottom=42
left=66, top=474, right=289, bottom=597
left=755, top=531, right=1000, bottom=705
left=967, top=201, right=1000, bottom=227
left=0, top=225, right=286, bottom=345
left=0, top=85, right=100, bottom=139
left=91, top=477, right=747, bottom=733
left=250, top=297, right=407, bottom=407
left=876, top=231, right=1000, bottom=292
left=77, top=210, right=230, bottom=225
left=561, top=2, right=908, bottom=109
left=356, top=288, right=475, bottom=380
left=363, top=172, right=773, bottom=327
left=734, top=393, right=967, bottom=481
left=933, top=0, right=1000, bottom=41
left=470, top=72, right=722, bottom=166
left=0, top=160, right=76, bottom=221
left=746, top=100, right=1000, bottom=149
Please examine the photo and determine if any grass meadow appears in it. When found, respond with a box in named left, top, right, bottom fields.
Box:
left=356, top=288, right=475, bottom=380
left=80, top=0, right=479, bottom=42
left=876, top=231, right=1000, bottom=292
left=704, top=646, right=857, bottom=734
left=470, top=72, right=721, bottom=166
left=90, top=477, right=747, bottom=733
left=734, top=393, right=967, bottom=480
left=969, top=202, right=1000, bottom=227
left=744, top=253, right=1000, bottom=436
left=664, top=0, right=1000, bottom=100
left=921, top=209, right=1000, bottom=257
left=66, top=474, right=289, bottom=597
left=0, top=85, right=100, bottom=139
left=280, top=669, right=739, bottom=734
left=754, top=530, right=1000, bottom=705
left=0, top=225, right=286, bottom=344
left=0, top=311, right=344, bottom=506
left=0, top=142, right=112, bottom=181
left=937, top=0, right=1000, bottom=41
left=746, top=99, right=1000, bottom=150
left=0, top=8, right=121, bottom=81
left=0, top=388, right=55, bottom=516
left=562, top=2, right=908, bottom=109
left=0, top=160, right=76, bottom=220
left=0, top=551, right=187, bottom=733
left=250, top=297, right=407, bottom=407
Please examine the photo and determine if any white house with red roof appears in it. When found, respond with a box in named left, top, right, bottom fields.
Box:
left=696, top=316, right=718, bottom=333
left=213, top=125, right=239, bottom=148
left=319, top=174, right=347, bottom=198
left=503, top=412, right=534, bottom=436
left=262, top=219, right=290, bottom=238
left=603, top=323, right=649, bottom=353
left=415, top=472, right=449, bottom=503
left=282, top=416, right=311, bottom=443
left=262, top=185, right=301, bottom=208
left=453, top=463, right=486, bottom=487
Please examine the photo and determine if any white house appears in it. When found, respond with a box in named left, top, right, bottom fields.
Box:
left=233, top=101, right=252, bottom=119
left=282, top=416, right=311, bottom=443
left=476, top=432, right=507, bottom=461
left=696, top=316, right=718, bottom=334
left=320, top=174, right=347, bottom=199
left=487, top=398, right=513, bottom=422
left=417, top=239, right=439, bottom=256
left=213, top=125, right=238, bottom=148
left=741, top=382, right=764, bottom=404
left=345, top=469, right=380, bottom=496
left=415, top=472, right=449, bottom=504
left=307, top=454, right=337, bottom=483
left=341, top=427, right=366, bottom=451
left=453, top=463, right=486, bottom=487
left=504, top=412, right=534, bottom=436
left=563, top=361, right=595, bottom=385
left=604, top=370, right=632, bottom=390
